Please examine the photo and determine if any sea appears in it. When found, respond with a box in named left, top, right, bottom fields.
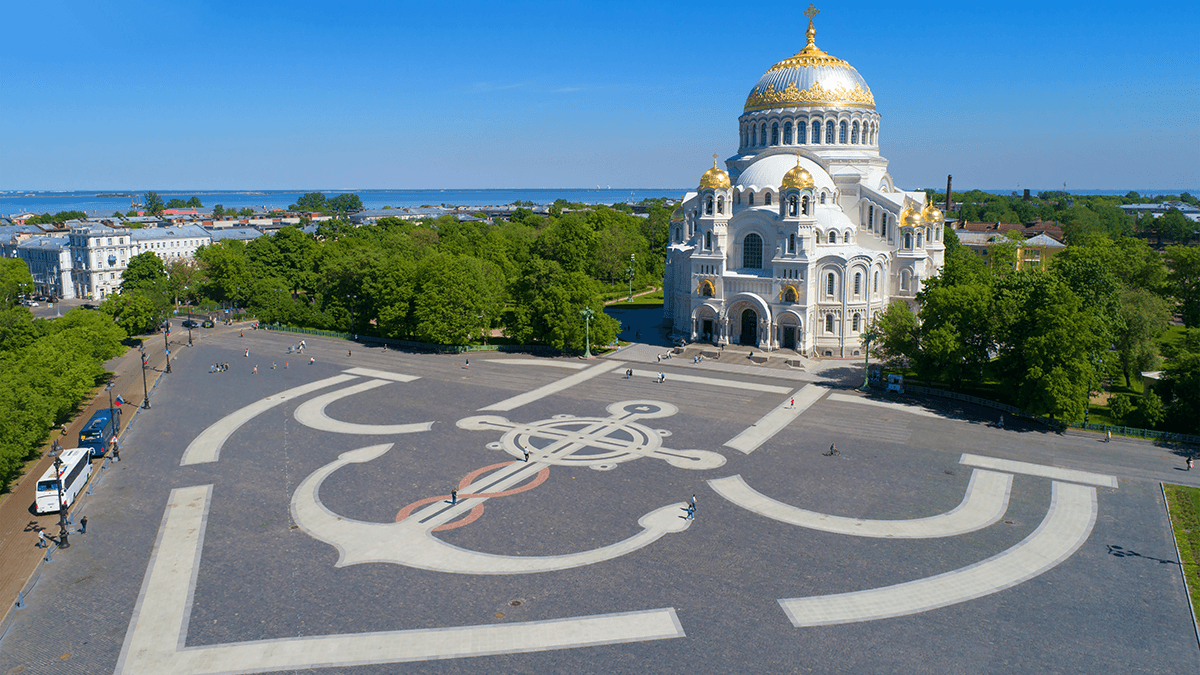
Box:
left=0, top=189, right=691, bottom=217
left=1, top=188, right=1194, bottom=218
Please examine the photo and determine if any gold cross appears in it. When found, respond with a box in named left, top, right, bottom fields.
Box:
left=804, top=4, right=819, bottom=21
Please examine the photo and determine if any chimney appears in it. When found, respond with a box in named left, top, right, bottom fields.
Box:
left=945, top=175, right=952, bottom=215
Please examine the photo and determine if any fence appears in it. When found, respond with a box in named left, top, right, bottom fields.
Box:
left=903, top=384, right=1200, bottom=446
left=259, top=324, right=562, bottom=356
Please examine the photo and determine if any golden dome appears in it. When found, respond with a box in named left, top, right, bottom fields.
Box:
left=921, top=202, right=943, bottom=224
left=781, top=154, right=814, bottom=189
left=743, top=6, right=875, bottom=113
left=901, top=206, right=922, bottom=228
left=699, top=155, right=731, bottom=190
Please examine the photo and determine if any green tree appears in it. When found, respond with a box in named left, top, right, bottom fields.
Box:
left=328, top=193, right=363, bottom=215
left=0, top=258, right=34, bottom=307
left=411, top=253, right=501, bottom=345
left=290, top=192, right=328, bottom=212
left=1108, top=394, right=1132, bottom=424
left=1159, top=353, right=1200, bottom=434
left=506, top=257, right=617, bottom=351
left=100, top=293, right=160, bottom=336
left=1135, top=389, right=1166, bottom=428
left=187, top=196, right=202, bottom=208
left=1155, top=209, right=1194, bottom=244
left=868, top=301, right=918, bottom=367
left=1114, top=287, right=1171, bottom=386
left=213, top=204, right=225, bottom=218
left=122, top=252, right=168, bottom=290
left=144, top=192, right=165, bottom=216
left=1166, top=245, right=1200, bottom=327
left=166, top=198, right=187, bottom=209
left=914, top=282, right=994, bottom=388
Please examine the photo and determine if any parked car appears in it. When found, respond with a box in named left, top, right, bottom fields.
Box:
left=181, top=319, right=199, bottom=329
left=201, top=319, right=215, bottom=328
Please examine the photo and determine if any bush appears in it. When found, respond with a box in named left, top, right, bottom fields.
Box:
left=1108, top=394, right=1132, bottom=424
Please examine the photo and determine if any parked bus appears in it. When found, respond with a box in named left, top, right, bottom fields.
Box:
left=35, top=448, right=93, bottom=514
left=78, top=408, right=119, bottom=458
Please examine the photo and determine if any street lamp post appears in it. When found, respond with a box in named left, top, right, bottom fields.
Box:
left=348, top=294, right=357, bottom=337
left=859, top=330, right=876, bottom=392
left=187, top=309, right=193, bottom=347
left=580, top=307, right=594, bottom=358
left=626, top=254, right=635, bottom=303
left=52, top=456, right=69, bottom=549
left=163, top=321, right=172, bottom=374
left=138, top=342, right=151, bottom=409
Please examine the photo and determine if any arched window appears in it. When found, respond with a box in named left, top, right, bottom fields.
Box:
left=752, top=127, right=757, bottom=146
left=843, top=230, right=851, bottom=244
left=783, top=287, right=797, bottom=302
left=870, top=124, right=876, bottom=144
left=839, top=120, right=847, bottom=143
left=853, top=313, right=861, bottom=331
left=854, top=272, right=861, bottom=295
left=868, top=205, right=874, bottom=228
left=825, top=314, right=834, bottom=333
left=812, top=121, right=821, bottom=144
left=717, top=196, right=725, bottom=214
left=748, top=193, right=755, bottom=206
left=771, top=122, right=779, bottom=145
left=797, top=120, right=806, bottom=144
left=783, top=121, right=792, bottom=144
left=700, top=281, right=713, bottom=297
left=705, top=197, right=713, bottom=215
left=815, top=232, right=821, bottom=244
left=851, top=121, right=859, bottom=144
left=873, top=270, right=879, bottom=294
left=743, top=233, right=763, bottom=269
left=826, top=272, right=835, bottom=296
left=675, top=227, right=681, bottom=241
left=917, top=231, right=923, bottom=247
left=761, top=123, right=767, bottom=146
left=802, top=195, right=810, bottom=215
left=705, top=231, right=712, bottom=249
left=765, top=192, right=772, bottom=206
left=820, top=192, right=826, bottom=204
left=788, top=195, right=797, bottom=216
left=735, top=192, right=740, bottom=205
left=825, top=120, right=835, bottom=143
left=881, top=214, right=888, bottom=237
left=904, top=231, right=912, bottom=248
left=829, top=231, right=837, bottom=244
left=901, top=269, right=911, bottom=291
left=789, top=233, right=796, bottom=252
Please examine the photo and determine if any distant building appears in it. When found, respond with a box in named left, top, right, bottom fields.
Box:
left=15, top=235, right=74, bottom=299
left=953, top=230, right=1065, bottom=271
left=205, top=227, right=263, bottom=242
left=69, top=223, right=132, bottom=300
left=130, top=224, right=212, bottom=263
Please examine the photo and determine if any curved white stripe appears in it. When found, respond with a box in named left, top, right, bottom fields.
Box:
left=709, top=470, right=1012, bottom=539
left=778, top=481, right=1097, bottom=626
left=180, top=375, right=359, bottom=466
left=293, top=380, right=434, bottom=435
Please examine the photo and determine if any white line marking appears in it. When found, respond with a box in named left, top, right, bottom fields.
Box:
left=779, top=481, right=1098, bottom=626
left=481, top=359, right=588, bottom=370
left=343, top=367, right=420, bottom=382
left=180, top=375, right=359, bottom=465
left=629, top=369, right=792, bottom=395
left=825, top=392, right=942, bottom=418
left=723, top=384, right=826, bottom=453
left=115, top=485, right=685, bottom=675
left=294, top=380, right=435, bottom=435
left=960, top=453, right=1118, bottom=488
left=709, top=470, right=1012, bottom=538
left=480, top=360, right=623, bottom=411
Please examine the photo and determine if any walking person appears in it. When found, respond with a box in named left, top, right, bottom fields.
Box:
left=253, top=365, right=258, bottom=375
left=523, top=450, right=530, bottom=462
left=685, top=504, right=695, bottom=520
left=1188, top=456, right=1194, bottom=471
left=112, top=444, right=120, bottom=462
left=451, top=489, right=458, bottom=505
left=465, top=358, right=469, bottom=369
left=245, top=348, right=249, bottom=358
left=285, top=361, right=289, bottom=369
left=309, top=357, right=315, bottom=365
left=272, top=361, right=276, bottom=370
left=691, top=494, right=697, bottom=510
left=38, top=529, right=47, bottom=548
left=1105, top=430, right=1111, bottom=442
left=79, top=516, right=88, bottom=534
left=348, top=349, right=352, bottom=357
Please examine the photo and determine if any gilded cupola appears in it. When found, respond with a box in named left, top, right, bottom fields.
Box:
left=921, top=202, right=943, bottom=224
left=743, top=5, right=875, bottom=113
left=781, top=154, right=814, bottom=189
left=699, top=155, right=732, bottom=190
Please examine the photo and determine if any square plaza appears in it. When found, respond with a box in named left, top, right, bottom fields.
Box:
left=0, top=328, right=1196, bottom=675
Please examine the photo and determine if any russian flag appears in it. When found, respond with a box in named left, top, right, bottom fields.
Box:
left=115, top=395, right=127, bottom=406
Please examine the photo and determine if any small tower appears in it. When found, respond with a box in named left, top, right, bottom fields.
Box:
left=696, top=153, right=732, bottom=252
left=779, top=153, right=815, bottom=221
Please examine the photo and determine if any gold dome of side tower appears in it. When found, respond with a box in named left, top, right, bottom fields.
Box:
left=781, top=154, right=814, bottom=189
left=921, top=202, right=943, bottom=224
left=699, top=154, right=731, bottom=190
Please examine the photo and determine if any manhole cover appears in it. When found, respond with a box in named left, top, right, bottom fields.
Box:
left=1003, top=520, right=1015, bottom=525
left=510, top=600, right=522, bottom=606
left=494, top=612, right=505, bottom=618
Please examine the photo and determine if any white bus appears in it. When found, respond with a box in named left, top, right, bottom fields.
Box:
left=35, top=448, right=93, bottom=515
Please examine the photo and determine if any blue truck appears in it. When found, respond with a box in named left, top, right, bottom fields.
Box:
left=78, top=408, right=120, bottom=458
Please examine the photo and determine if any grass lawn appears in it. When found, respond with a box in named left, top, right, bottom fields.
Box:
left=611, top=289, right=664, bottom=307
left=1163, top=483, right=1200, bottom=624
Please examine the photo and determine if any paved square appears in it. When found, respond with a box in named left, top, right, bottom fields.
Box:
left=1, top=329, right=1196, bottom=674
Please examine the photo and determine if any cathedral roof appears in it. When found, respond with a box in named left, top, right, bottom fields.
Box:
left=735, top=153, right=833, bottom=192
left=743, top=7, right=875, bottom=113
left=699, top=156, right=732, bottom=189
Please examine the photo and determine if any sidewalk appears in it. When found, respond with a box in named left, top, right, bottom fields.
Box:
left=0, top=319, right=201, bottom=634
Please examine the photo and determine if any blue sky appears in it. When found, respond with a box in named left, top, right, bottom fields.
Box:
left=2, top=0, right=1196, bottom=191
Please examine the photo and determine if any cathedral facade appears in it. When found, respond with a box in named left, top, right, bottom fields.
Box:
left=663, top=8, right=944, bottom=358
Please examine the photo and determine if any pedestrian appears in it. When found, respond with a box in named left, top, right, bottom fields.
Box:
left=691, top=494, right=697, bottom=509
left=657, top=354, right=661, bottom=363
left=1188, top=457, right=1194, bottom=471
left=348, top=349, right=352, bottom=357
left=685, top=504, right=695, bottom=520
left=659, top=372, right=665, bottom=383
left=790, top=397, right=795, bottom=408
left=38, top=529, right=47, bottom=548
left=253, top=365, right=258, bottom=375
left=245, top=348, right=249, bottom=358
left=524, top=450, right=530, bottom=462
left=1105, top=430, right=1111, bottom=442
left=112, top=444, right=120, bottom=462
left=285, top=361, right=289, bottom=369
left=79, top=516, right=88, bottom=534
left=451, top=489, right=458, bottom=505
left=465, top=358, right=469, bottom=369
left=240, top=330, right=243, bottom=338
left=272, top=361, right=276, bottom=370
left=309, top=357, right=315, bottom=365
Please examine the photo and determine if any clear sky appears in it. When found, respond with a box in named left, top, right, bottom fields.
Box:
left=2, top=0, right=1197, bottom=192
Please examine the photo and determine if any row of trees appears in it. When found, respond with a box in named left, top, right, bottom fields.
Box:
left=870, top=230, right=1199, bottom=434
left=0, top=259, right=127, bottom=492
left=121, top=203, right=670, bottom=352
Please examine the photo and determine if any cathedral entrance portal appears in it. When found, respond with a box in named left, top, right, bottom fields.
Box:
left=703, top=319, right=714, bottom=342
left=739, top=309, right=758, bottom=347
left=782, top=326, right=796, bottom=350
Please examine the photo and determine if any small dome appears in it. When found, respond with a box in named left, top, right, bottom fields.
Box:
left=901, top=206, right=922, bottom=228
left=922, top=202, right=943, bottom=224
left=699, top=155, right=731, bottom=190
left=781, top=155, right=814, bottom=189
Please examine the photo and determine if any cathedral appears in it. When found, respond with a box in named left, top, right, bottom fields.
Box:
left=663, top=7, right=944, bottom=358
